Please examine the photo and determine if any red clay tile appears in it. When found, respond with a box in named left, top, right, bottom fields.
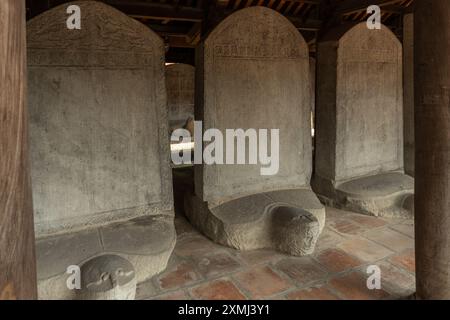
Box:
left=365, top=228, right=414, bottom=252
left=235, top=249, right=283, bottom=266
left=389, top=249, right=416, bottom=273
left=329, top=218, right=365, bottom=235
left=194, top=252, right=242, bottom=278
left=153, top=290, right=189, bottom=300
left=275, top=257, right=328, bottom=286
left=337, top=237, right=393, bottom=262
left=136, top=280, right=158, bottom=299
left=329, top=272, right=390, bottom=300
left=233, top=266, right=291, bottom=299
left=325, top=207, right=353, bottom=219
left=378, top=261, right=415, bottom=297
left=314, top=228, right=345, bottom=252
left=315, top=248, right=363, bottom=273
left=191, top=279, right=247, bottom=300
left=157, top=261, right=200, bottom=290
left=287, top=286, right=339, bottom=300
left=348, top=215, right=388, bottom=228
left=389, top=223, right=414, bottom=239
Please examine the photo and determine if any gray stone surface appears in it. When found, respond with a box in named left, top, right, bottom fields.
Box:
left=313, top=22, right=413, bottom=217
left=27, top=1, right=173, bottom=236
left=36, top=215, right=176, bottom=300
left=27, top=1, right=176, bottom=299
left=79, top=255, right=136, bottom=300
left=310, top=57, right=316, bottom=134
left=186, top=188, right=325, bottom=256
left=336, top=172, right=414, bottom=218
left=187, top=7, right=324, bottom=256
left=165, top=63, right=195, bottom=132
left=195, top=6, right=313, bottom=204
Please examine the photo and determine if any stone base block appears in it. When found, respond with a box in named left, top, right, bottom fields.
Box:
left=184, top=188, right=326, bottom=256
left=78, top=255, right=137, bottom=300
left=36, top=214, right=176, bottom=300
left=315, top=172, right=414, bottom=218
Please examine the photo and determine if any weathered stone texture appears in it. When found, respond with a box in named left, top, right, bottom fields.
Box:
left=195, top=6, right=312, bottom=204
left=27, top=1, right=172, bottom=235
left=78, top=255, right=136, bottom=300
left=313, top=23, right=413, bottom=217
left=186, top=7, right=324, bottom=256
left=310, top=57, right=316, bottom=133
left=166, top=63, right=195, bottom=132
left=27, top=1, right=175, bottom=299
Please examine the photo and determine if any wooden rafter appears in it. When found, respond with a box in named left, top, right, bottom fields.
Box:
left=25, top=0, right=414, bottom=52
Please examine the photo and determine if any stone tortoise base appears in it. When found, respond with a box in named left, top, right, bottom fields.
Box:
left=36, top=214, right=176, bottom=300
left=313, top=172, right=414, bottom=218
left=184, top=188, right=326, bottom=256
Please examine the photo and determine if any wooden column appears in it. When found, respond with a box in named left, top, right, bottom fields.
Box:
left=414, top=0, right=450, bottom=299
left=0, top=0, right=37, bottom=300
left=403, top=13, right=414, bottom=176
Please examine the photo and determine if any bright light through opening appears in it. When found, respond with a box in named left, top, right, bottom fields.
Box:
left=171, top=142, right=195, bottom=152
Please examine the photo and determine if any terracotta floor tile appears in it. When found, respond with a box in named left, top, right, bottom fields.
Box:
left=136, top=279, right=159, bottom=299
left=328, top=218, right=366, bottom=235
left=315, top=248, right=363, bottom=273
left=136, top=209, right=416, bottom=301
left=287, top=286, right=339, bottom=300
left=377, top=261, right=415, bottom=297
left=348, top=214, right=388, bottom=228
left=233, top=266, right=291, bottom=299
left=329, top=272, right=390, bottom=300
left=193, top=252, right=242, bottom=279
left=152, top=290, right=189, bottom=300
left=190, top=279, right=247, bottom=300
left=389, top=223, right=414, bottom=238
left=337, top=237, right=394, bottom=262
left=275, top=257, right=328, bottom=286
left=234, top=249, right=284, bottom=266
left=156, top=260, right=201, bottom=290
left=325, top=207, right=353, bottom=219
left=314, top=228, right=346, bottom=252
left=365, top=228, right=414, bottom=252
left=389, top=249, right=416, bottom=273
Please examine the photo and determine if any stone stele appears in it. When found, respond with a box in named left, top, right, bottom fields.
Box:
left=165, top=63, right=195, bottom=133
left=27, top=1, right=175, bottom=299
left=313, top=22, right=414, bottom=218
left=185, top=7, right=325, bottom=256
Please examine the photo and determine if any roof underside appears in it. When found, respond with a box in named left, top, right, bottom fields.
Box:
left=26, top=0, right=414, bottom=63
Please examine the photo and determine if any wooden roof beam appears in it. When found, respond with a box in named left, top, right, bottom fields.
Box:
left=103, top=0, right=205, bottom=22
left=335, top=0, right=406, bottom=16
left=288, top=17, right=322, bottom=31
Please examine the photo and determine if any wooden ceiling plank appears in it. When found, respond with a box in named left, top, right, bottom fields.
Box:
left=293, top=2, right=304, bottom=15
left=104, top=0, right=204, bottom=22
left=284, top=1, right=296, bottom=15
left=276, top=0, right=286, bottom=12
left=336, top=0, right=405, bottom=16
left=267, top=0, right=277, bottom=9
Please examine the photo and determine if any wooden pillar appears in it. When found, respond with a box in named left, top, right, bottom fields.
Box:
left=0, top=0, right=37, bottom=300
left=414, top=0, right=450, bottom=299
left=403, top=13, right=414, bottom=176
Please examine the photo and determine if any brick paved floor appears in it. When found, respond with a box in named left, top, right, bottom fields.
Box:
left=137, top=206, right=415, bottom=300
